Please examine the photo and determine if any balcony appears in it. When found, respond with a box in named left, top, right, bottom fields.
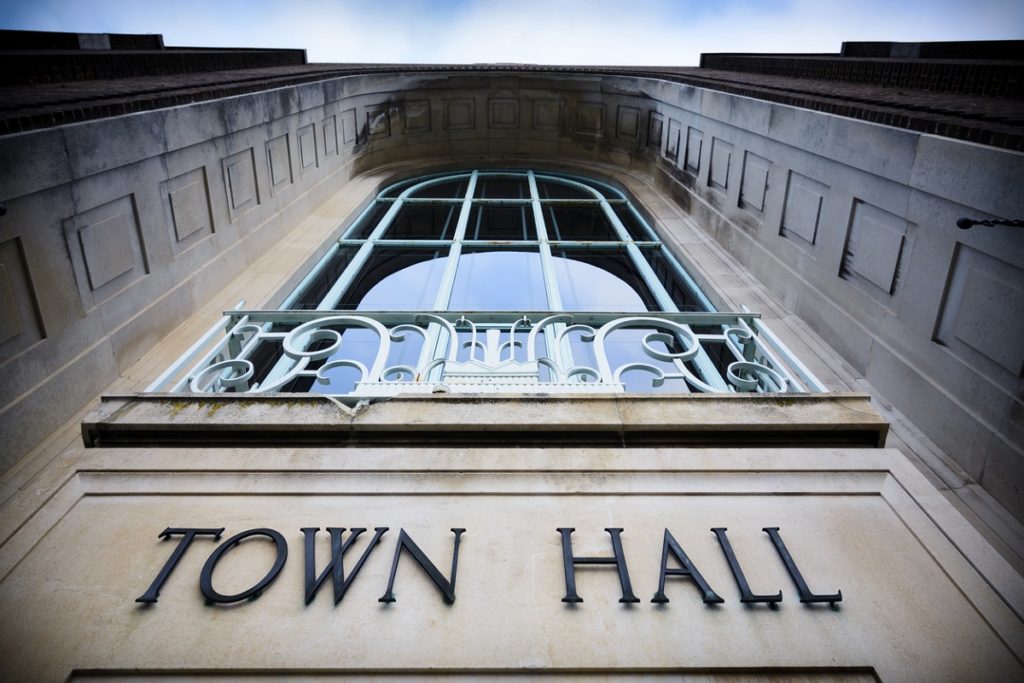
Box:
left=146, top=307, right=827, bottom=402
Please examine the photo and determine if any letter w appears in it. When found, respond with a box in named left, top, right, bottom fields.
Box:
left=302, top=527, right=389, bottom=605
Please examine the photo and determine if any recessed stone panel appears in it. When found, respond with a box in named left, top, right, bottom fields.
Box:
left=709, top=138, right=733, bottom=191
left=684, top=127, right=703, bottom=174
left=488, top=98, right=518, bottom=129
left=340, top=108, right=357, bottom=144
left=647, top=112, right=663, bottom=149
left=955, top=270, right=1024, bottom=373
left=222, top=147, right=259, bottom=219
left=445, top=99, right=475, bottom=131
left=322, top=115, right=338, bottom=157
left=366, top=104, right=390, bottom=138
left=666, top=119, right=681, bottom=161
left=936, top=244, right=1024, bottom=378
left=63, top=194, right=148, bottom=307
left=403, top=99, right=431, bottom=134
left=298, top=124, right=317, bottom=174
left=780, top=171, right=826, bottom=247
left=616, top=106, right=640, bottom=140
left=840, top=200, right=907, bottom=295
left=739, top=151, right=771, bottom=213
left=163, top=167, right=213, bottom=251
left=576, top=102, right=604, bottom=136
left=532, top=99, right=562, bottom=130
left=266, top=134, right=292, bottom=191
left=0, top=237, right=44, bottom=357
left=0, top=263, right=20, bottom=344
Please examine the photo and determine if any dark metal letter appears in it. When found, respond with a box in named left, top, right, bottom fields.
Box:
left=651, top=529, right=723, bottom=604
left=378, top=528, right=465, bottom=604
left=556, top=527, right=640, bottom=603
left=763, top=527, right=842, bottom=605
left=303, top=527, right=388, bottom=605
left=711, top=527, right=782, bottom=605
left=135, top=527, right=224, bottom=603
left=200, top=528, right=288, bottom=604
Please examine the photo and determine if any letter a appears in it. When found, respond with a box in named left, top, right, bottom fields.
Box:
left=651, top=529, right=723, bottom=604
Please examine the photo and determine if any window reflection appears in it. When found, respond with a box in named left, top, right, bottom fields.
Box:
left=552, top=250, right=658, bottom=311
left=339, top=249, right=449, bottom=310
left=611, top=203, right=653, bottom=241
left=290, top=246, right=358, bottom=309
left=449, top=250, right=546, bottom=310
left=641, top=248, right=706, bottom=311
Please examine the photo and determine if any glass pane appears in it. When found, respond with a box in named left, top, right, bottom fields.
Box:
left=449, top=249, right=546, bottom=310
left=476, top=176, right=529, bottom=199
left=383, top=203, right=460, bottom=240
left=603, top=326, right=690, bottom=393
left=409, top=179, right=468, bottom=198
left=338, top=248, right=449, bottom=310
left=246, top=337, right=287, bottom=388
left=537, top=179, right=593, bottom=200
left=611, top=203, right=654, bottom=241
left=289, top=246, right=358, bottom=309
left=552, top=249, right=657, bottom=311
left=544, top=205, right=619, bottom=241
left=347, top=201, right=392, bottom=239
left=308, top=325, right=426, bottom=392
left=641, top=248, right=708, bottom=311
left=465, top=204, right=537, bottom=240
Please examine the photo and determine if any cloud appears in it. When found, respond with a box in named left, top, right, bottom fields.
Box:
left=1, top=0, right=1021, bottom=65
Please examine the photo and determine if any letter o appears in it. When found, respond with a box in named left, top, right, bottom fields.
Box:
left=200, top=528, right=288, bottom=603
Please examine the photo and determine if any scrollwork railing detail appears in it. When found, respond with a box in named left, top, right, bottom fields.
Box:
left=150, top=310, right=826, bottom=399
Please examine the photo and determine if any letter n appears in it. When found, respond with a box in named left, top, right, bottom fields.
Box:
left=378, top=528, right=465, bottom=604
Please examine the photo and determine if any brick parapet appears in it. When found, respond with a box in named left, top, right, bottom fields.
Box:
left=698, top=54, right=1024, bottom=98
left=0, top=48, right=309, bottom=86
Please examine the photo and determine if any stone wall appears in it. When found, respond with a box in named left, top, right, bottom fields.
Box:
left=0, top=70, right=1021, bottom=519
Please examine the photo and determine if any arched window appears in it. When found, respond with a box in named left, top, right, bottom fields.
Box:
left=285, top=169, right=712, bottom=314
left=156, top=170, right=823, bottom=397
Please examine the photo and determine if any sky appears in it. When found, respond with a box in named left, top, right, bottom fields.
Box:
left=1, top=0, right=1022, bottom=66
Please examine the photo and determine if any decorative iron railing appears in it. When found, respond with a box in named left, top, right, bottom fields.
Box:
left=146, top=306, right=827, bottom=400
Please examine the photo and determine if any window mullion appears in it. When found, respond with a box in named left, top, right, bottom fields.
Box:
left=529, top=171, right=563, bottom=311
left=529, top=172, right=575, bottom=379
left=256, top=168, right=726, bottom=393
left=416, top=171, right=479, bottom=384
left=315, top=201, right=404, bottom=311
left=256, top=194, right=408, bottom=389
left=432, top=170, right=478, bottom=311
left=263, top=178, right=457, bottom=388
left=599, top=197, right=729, bottom=391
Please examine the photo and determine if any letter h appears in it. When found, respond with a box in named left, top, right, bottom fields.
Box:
left=556, top=528, right=639, bottom=603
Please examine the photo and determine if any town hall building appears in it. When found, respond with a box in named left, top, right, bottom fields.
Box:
left=0, top=30, right=1022, bottom=681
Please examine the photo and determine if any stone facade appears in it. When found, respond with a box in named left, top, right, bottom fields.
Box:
left=0, top=33, right=1022, bottom=680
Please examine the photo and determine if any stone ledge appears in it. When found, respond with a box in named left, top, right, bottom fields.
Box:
left=81, top=392, right=888, bottom=448
left=3, top=64, right=1021, bottom=150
